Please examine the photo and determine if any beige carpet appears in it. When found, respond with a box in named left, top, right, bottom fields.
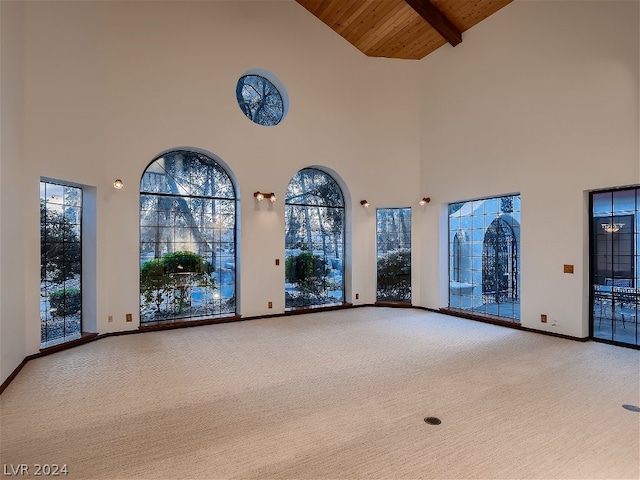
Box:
left=1, top=307, right=639, bottom=479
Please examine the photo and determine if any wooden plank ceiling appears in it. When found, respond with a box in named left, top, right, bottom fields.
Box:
left=295, top=0, right=514, bottom=60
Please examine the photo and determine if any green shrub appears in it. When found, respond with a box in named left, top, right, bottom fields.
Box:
left=140, top=259, right=171, bottom=312
left=140, top=251, right=215, bottom=316
left=376, top=248, right=411, bottom=302
left=285, top=251, right=327, bottom=295
left=140, top=258, right=165, bottom=278
left=49, top=288, right=81, bottom=316
left=161, top=251, right=211, bottom=274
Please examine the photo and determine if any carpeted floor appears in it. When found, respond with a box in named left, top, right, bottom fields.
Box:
left=1, top=307, right=639, bottom=479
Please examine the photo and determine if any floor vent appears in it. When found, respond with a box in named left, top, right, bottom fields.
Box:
left=622, top=404, right=640, bottom=412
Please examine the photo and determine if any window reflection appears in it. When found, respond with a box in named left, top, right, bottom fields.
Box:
left=448, top=195, right=521, bottom=322
left=591, top=188, right=639, bottom=346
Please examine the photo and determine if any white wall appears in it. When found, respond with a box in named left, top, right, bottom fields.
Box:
left=2, top=0, right=638, bottom=385
left=1, top=0, right=26, bottom=384
left=418, top=0, right=640, bottom=337
left=3, top=0, right=421, bottom=381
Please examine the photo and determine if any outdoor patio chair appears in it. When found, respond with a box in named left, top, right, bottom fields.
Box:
left=613, top=286, right=638, bottom=328
left=594, top=284, right=613, bottom=326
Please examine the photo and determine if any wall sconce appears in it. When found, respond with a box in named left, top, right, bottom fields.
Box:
left=113, top=179, right=124, bottom=190
left=254, top=191, right=277, bottom=202
left=419, top=197, right=431, bottom=206
left=360, top=200, right=370, bottom=208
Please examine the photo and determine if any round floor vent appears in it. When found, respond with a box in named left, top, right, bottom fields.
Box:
left=622, top=404, right=640, bottom=412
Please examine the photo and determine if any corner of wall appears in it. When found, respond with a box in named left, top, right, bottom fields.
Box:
left=0, top=0, right=26, bottom=385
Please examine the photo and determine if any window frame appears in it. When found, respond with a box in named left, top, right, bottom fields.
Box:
left=448, top=194, right=521, bottom=323
left=590, top=186, right=639, bottom=348
left=284, top=168, right=346, bottom=311
left=235, top=73, right=286, bottom=127
left=40, top=180, right=83, bottom=348
left=139, top=149, right=238, bottom=324
left=375, top=207, right=412, bottom=304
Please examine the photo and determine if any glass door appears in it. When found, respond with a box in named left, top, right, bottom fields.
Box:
left=591, top=188, right=639, bottom=346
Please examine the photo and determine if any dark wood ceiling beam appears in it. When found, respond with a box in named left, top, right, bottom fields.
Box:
left=404, top=0, right=462, bottom=47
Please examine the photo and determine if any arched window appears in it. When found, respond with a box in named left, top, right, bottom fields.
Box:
left=285, top=168, right=345, bottom=310
left=139, top=150, right=237, bottom=323
left=482, top=217, right=518, bottom=304
left=452, top=230, right=468, bottom=283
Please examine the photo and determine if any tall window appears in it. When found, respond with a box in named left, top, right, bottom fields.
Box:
left=591, top=188, right=638, bottom=347
left=448, top=195, right=521, bottom=322
left=376, top=208, right=411, bottom=303
left=285, top=168, right=345, bottom=310
left=40, top=181, right=82, bottom=347
left=140, top=150, right=236, bottom=323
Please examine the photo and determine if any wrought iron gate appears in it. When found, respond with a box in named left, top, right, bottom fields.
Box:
left=482, top=217, right=518, bottom=304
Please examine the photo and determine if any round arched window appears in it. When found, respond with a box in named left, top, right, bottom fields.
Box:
left=235, top=72, right=287, bottom=126
left=284, top=168, right=345, bottom=310
left=139, top=149, right=237, bottom=323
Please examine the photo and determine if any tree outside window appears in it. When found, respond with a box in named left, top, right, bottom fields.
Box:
left=139, top=150, right=237, bottom=322
left=40, top=181, right=82, bottom=346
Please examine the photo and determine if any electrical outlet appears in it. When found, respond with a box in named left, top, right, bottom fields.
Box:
left=275, top=259, right=280, bottom=266
left=126, top=313, right=132, bottom=322
left=108, top=315, right=113, bottom=323
left=541, top=314, right=547, bottom=323
left=356, top=293, right=359, bottom=300
left=268, top=301, right=273, bottom=309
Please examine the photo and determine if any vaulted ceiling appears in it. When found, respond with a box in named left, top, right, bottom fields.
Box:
left=295, top=0, right=514, bottom=60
